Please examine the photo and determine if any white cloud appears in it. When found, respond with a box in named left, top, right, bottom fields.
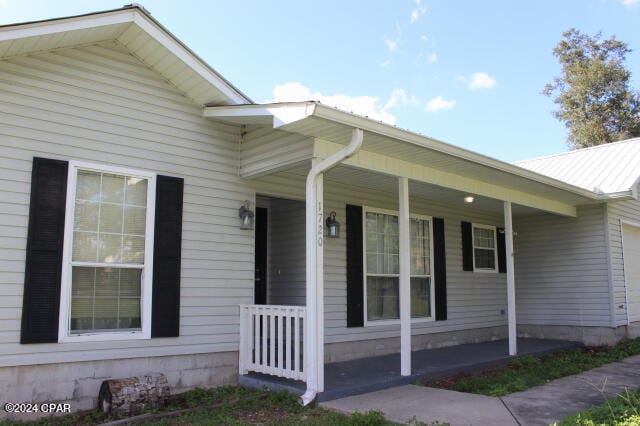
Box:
left=382, top=88, right=420, bottom=112
left=425, top=96, right=456, bottom=112
left=385, top=37, right=398, bottom=52
left=621, top=0, right=640, bottom=6
left=456, top=72, right=497, bottom=90
left=269, top=82, right=403, bottom=124
left=468, top=72, right=497, bottom=89
left=379, top=57, right=392, bottom=68
left=410, top=0, right=427, bottom=23
left=420, top=35, right=429, bottom=42
left=426, top=53, right=438, bottom=64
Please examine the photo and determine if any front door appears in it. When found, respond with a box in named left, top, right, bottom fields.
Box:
left=254, top=207, right=268, bottom=304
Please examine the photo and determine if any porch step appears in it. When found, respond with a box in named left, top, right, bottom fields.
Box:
left=239, top=338, right=583, bottom=403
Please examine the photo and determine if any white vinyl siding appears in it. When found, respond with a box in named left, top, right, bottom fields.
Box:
left=0, top=41, right=254, bottom=367
left=240, top=127, right=314, bottom=178
left=607, top=190, right=640, bottom=326
left=513, top=204, right=611, bottom=327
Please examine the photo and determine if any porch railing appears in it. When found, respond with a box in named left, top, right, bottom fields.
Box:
left=239, top=304, right=306, bottom=381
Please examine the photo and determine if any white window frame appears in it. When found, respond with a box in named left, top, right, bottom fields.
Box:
left=362, top=206, right=436, bottom=326
left=472, top=223, right=498, bottom=273
left=58, top=161, right=156, bottom=342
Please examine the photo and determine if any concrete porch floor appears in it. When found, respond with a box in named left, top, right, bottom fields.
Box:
left=239, top=338, right=582, bottom=402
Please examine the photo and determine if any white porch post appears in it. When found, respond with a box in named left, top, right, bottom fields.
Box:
left=504, top=200, right=517, bottom=356
left=304, top=170, right=326, bottom=399
left=315, top=174, right=325, bottom=391
left=399, top=177, right=411, bottom=376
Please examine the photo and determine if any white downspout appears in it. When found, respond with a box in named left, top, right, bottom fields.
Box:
left=300, top=128, right=364, bottom=406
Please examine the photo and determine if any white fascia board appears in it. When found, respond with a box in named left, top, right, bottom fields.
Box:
left=270, top=104, right=316, bottom=127
left=0, top=10, right=136, bottom=42
left=131, top=12, right=250, bottom=104
left=203, top=103, right=316, bottom=127
left=316, top=139, right=578, bottom=217
left=310, top=104, right=600, bottom=201
left=599, top=190, right=635, bottom=201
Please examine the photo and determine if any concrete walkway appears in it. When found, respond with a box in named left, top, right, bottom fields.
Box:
left=322, top=385, right=518, bottom=426
left=321, top=354, right=640, bottom=426
left=503, top=354, right=640, bottom=425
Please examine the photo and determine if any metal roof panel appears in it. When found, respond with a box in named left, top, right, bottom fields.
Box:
left=515, top=138, right=640, bottom=194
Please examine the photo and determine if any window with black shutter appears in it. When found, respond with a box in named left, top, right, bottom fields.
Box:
left=21, top=158, right=183, bottom=343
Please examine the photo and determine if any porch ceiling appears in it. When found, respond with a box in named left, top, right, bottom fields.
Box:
left=283, top=163, right=543, bottom=217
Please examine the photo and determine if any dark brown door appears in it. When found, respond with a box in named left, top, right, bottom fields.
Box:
left=254, top=207, right=268, bottom=305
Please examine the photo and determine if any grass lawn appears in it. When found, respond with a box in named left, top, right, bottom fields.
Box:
left=424, top=338, right=640, bottom=397
left=559, top=386, right=640, bottom=425
left=0, top=386, right=399, bottom=426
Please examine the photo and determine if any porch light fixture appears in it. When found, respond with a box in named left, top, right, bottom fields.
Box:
left=464, top=196, right=475, bottom=203
left=325, top=211, right=340, bottom=238
left=238, top=200, right=254, bottom=230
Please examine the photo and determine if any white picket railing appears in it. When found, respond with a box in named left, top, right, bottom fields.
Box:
left=239, top=304, right=306, bottom=381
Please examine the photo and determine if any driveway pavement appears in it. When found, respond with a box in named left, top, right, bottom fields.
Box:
left=320, top=354, right=640, bottom=425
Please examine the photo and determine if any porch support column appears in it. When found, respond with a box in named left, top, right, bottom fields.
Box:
left=399, top=176, right=411, bottom=376
left=305, top=169, right=325, bottom=394
left=315, top=174, right=325, bottom=391
left=504, top=200, right=517, bottom=356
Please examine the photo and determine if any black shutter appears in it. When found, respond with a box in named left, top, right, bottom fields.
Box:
left=21, top=157, right=68, bottom=344
left=497, top=227, right=506, bottom=273
left=433, top=217, right=447, bottom=321
left=461, top=221, right=473, bottom=271
left=346, top=204, right=364, bottom=327
left=151, top=175, right=184, bottom=338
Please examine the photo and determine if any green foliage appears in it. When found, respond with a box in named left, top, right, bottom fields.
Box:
left=559, top=387, right=640, bottom=425
left=347, top=410, right=392, bottom=425
left=0, top=386, right=402, bottom=426
left=543, top=28, right=640, bottom=148
left=428, top=338, right=640, bottom=397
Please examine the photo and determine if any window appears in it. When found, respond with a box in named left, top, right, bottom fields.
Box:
left=59, top=162, right=155, bottom=341
left=472, top=224, right=497, bottom=272
left=364, top=208, right=434, bottom=324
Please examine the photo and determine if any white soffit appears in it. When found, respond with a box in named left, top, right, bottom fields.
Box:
left=515, top=137, right=640, bottom=196
left=0, top=6, right=250, bottom=106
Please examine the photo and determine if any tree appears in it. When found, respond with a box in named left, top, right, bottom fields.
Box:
left=543, top=28, right=640, bottom=149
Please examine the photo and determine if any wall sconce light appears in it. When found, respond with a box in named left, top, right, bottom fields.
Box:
left=464, top=196, right=475, bottom=203
left=238, top=200, right=254, bottom=230
left=326, top=211, right=340, bottom=238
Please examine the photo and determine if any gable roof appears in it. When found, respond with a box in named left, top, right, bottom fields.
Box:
left=514, top=137, right=640, bottom=197
left=0, top=5, right=251, bottom=106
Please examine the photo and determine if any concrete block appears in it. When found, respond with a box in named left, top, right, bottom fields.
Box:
left=0, top=351, right=238, bottom=419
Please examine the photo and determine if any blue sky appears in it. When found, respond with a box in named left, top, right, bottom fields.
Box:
left=1, top=0, right=639, bottom=162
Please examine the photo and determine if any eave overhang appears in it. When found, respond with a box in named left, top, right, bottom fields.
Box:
left=204, top=102, right=621, bottom=217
